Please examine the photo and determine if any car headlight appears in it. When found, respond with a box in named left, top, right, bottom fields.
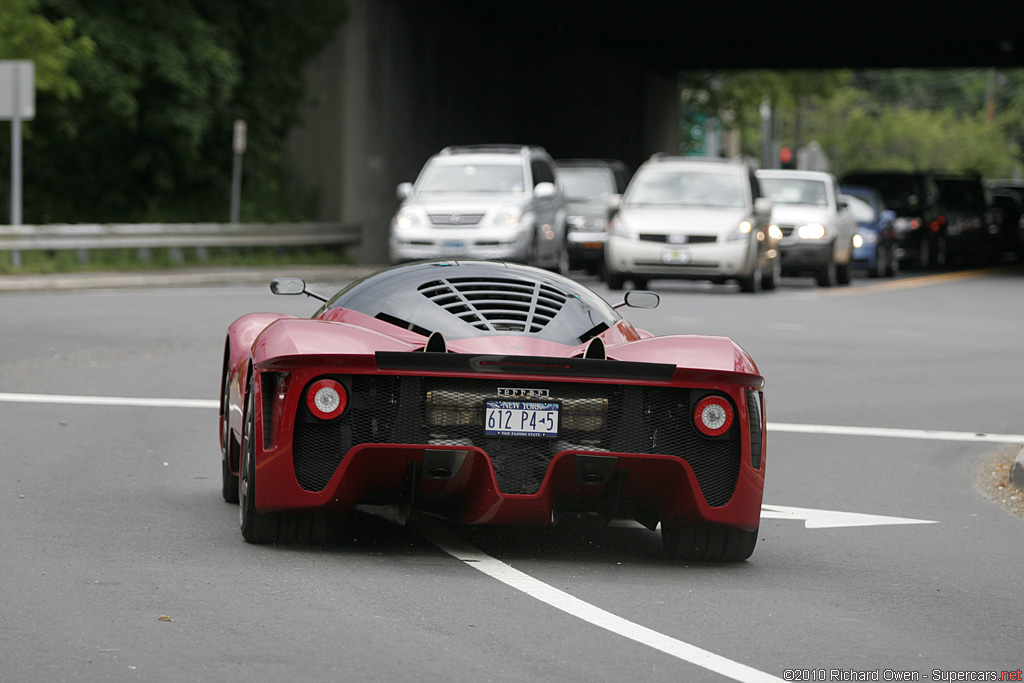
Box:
left=727, top=220, right=754, bottom=242
left=394, top=207, right=424, bottom=230
left=567, top=215, right=609, bottom=232
left=492, top=206, right=525, bottom=228
left=768, top=224, right=783, bottom=240
left=856, top=231, right=877, bottom=245
left=797, top=223, right=827, bottom=240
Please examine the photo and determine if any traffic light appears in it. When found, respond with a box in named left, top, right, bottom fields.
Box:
left=779, top=146, right=795, bottom=169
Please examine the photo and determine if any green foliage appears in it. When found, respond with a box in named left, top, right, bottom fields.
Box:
left=0, top=0, right=94, bottom=99
left=808, top=87, right=1018, bottom=177
left=688, top=68, right=1023, bottom=178
left=2, top=0, right=347, bottom=224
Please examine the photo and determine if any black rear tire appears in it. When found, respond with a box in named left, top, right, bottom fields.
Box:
left=836, top=259, right=853, bottom=285
left=239, top=388, right=329, bottom=544
left=604, top=271, right=626, bottom=290
left=738, top=259, right=763, bottom=293
left=663, top=525, right=758, bottom=562
left=762, top=255, right=780, bottom=290
left=221, top=366, right=239, bottom=504
left=816, top=255, right=838, bottom=287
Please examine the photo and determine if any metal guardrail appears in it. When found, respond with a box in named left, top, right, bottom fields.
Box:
left=0, top=222, right=360, bottom=266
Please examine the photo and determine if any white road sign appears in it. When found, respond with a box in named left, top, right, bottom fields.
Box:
left=0, top=61, right=35, bottom=120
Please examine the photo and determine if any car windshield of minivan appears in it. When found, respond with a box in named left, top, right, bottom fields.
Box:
left=760, top=178, right=828, bottom=207
left=559, top=168, right=615, bottom=201
left=418, top=163, right=526, bottom=193
left=626, top=170, right=745, bottom=209
left=845, top=194, right=876, bottom=222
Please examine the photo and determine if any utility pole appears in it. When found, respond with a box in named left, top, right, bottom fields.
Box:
left=230, top=119, right=246, bottom=224
left=986, top=68, right=997, bottom=122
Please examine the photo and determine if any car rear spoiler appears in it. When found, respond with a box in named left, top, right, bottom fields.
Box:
left=375, top=352, right=676, bottom=382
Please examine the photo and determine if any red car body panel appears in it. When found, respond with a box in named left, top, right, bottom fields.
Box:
left=221, top=261, right=767, bottom=542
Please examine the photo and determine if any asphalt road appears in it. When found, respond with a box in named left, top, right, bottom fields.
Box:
left=1, top=266, right=1022, bottom=682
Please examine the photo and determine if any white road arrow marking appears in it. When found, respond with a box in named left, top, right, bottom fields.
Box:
left=761, top=504, right=938, bottom=529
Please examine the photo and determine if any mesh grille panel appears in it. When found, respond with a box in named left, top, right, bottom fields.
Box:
left=292, top=375, right=742, bottom=503
left=293, top=421, right=344, bottom=491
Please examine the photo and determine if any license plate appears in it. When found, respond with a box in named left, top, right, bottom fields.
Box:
left=662, top=249, right=691, bottom=264
left=442, top=240, right=466, bottom=253
left=484, top=400, right=559, bottom=438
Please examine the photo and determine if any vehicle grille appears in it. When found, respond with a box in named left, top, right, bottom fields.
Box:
left=633, top=261, right=717, bottom=269
left=418, top=276, right=568, bottom=333
left=429, top=213, right=484, bottom=227
left=638, top=234, right=718, bottom=244
left=292, top=375, right=741, bottom=505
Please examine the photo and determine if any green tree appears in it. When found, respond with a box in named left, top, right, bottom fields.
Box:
left=0, top=0, right=93, bottom=99
left=8, top=0, right=347, bottom=223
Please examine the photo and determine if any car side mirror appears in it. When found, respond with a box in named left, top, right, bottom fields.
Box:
left=623, top=291, right=659, bottom=309
left=271, top=277, right=328, bottom=302
left=396, top=182, right=413, bottom=201
left=754, top=197, right=772, bottom=215
left=880, top=209, right=896, bottom=224
left=534, top=181, right=556, bottom=198
left=271, top=277, right=307, bottom=295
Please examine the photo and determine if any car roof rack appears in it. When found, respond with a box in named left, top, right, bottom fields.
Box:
left=439, top=144, right=538, bottom=157
left=648, top=153, right=737, bottom=164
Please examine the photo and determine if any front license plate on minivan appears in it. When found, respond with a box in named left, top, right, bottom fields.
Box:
left=663, top=249, right=691, bottom=264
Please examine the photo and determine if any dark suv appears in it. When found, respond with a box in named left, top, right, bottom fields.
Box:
left=931, top=173, right=998, bottom=266
left=840, top=171, right=944, bottom=269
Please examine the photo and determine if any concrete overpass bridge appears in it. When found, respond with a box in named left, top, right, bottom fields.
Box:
left=284, top=0, right=1023, bottom=263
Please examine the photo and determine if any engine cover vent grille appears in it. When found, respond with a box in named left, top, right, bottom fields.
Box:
left=418, top=276, right=568, bottom=333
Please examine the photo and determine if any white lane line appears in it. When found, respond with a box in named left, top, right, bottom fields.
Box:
left=768, top=421, right=1024, bottom=444
left=0, top=392, right=218, bottom=409
left=420, top=522, right=784, bottom=683
left=2, top=392, right=1022, bottom=445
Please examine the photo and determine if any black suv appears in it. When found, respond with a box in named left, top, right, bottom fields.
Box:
left=840, top=171, right=944, bottom=269
left=931, top=173, right=998, bottom=266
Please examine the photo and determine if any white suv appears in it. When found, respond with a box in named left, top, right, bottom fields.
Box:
left=603, top=156, right=779, bottom=292
left=389, top=145, right=567, bottom=270
left=755, top=169, right=857, bottom=287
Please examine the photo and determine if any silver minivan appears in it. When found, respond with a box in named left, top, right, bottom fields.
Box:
left=389, top=145, right=567, bottom=271
left=604, top=156, right=779, bottom=292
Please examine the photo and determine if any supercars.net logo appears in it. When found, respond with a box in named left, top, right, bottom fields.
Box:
left=497, top=387, right=550, bottom=398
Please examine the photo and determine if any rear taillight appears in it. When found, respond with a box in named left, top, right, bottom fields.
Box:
left=693, top=395, right=734, bottom=437
left=306, top=379, right=347, bottom=420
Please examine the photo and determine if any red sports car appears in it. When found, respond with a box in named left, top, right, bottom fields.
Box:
left=219, top=260, right=766, bottom=560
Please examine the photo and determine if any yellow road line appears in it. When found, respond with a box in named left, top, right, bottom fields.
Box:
left=812, top=268, right=999, bottom=297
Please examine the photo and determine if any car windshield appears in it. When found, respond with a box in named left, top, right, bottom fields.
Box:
left=417, top=163, right=526, bottom=193
left=935, top=178, right=985, bottom=209
left=558, top=167, right=616, bottom=201
left=844, top=194, right=876, bottom=222
left=844, top=174, right=920, bottom=212
left=626, top=169, right=745, bottom=209
left=760, top=178, right=828, bottom=207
